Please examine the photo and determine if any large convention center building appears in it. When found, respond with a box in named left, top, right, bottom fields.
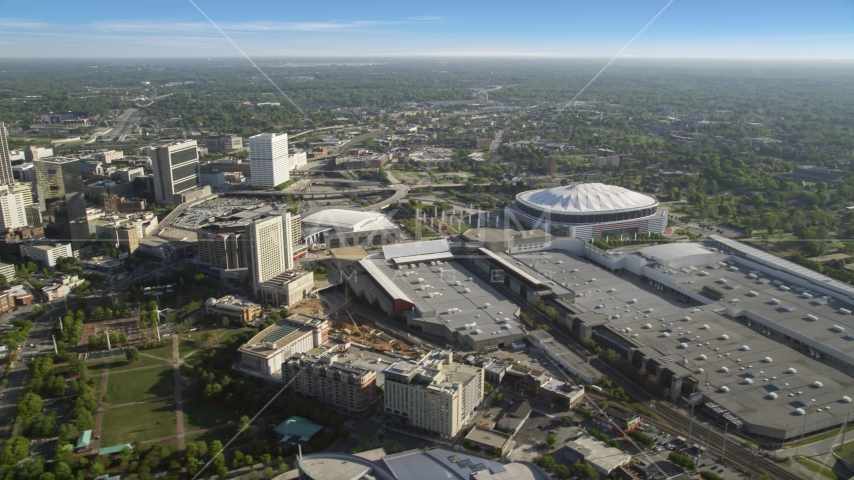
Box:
left=504, top=183, right=668, bottom=240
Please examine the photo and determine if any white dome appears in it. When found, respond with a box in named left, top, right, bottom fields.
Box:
left=205, top=297, right=217, bottom=306
left=518, top=183, right=658, bottom=214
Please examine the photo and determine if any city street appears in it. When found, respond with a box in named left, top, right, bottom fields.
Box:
left=0, top=303, right=62, bottom=439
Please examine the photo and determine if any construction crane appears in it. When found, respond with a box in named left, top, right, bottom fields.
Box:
left=344, top=308, right=361, bottom=336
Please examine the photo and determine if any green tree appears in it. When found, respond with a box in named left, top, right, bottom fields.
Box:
left=546, top=434, right=558, bottom=449
left=1, top=437, right=29, bottom=465
left=533, top=455, right=555, bottom=470
left=126, top=347, right=140, bottom=363
left=17, top=392, right=43, bottom=419
left=554, top=464, right=570, bottom=480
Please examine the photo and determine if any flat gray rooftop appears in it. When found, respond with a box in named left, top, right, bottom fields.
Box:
left=509, top=250, right=686, bottom=320
left=366, top=257, right=525, bottom=344
left=680, top=258, right=854, bottom=364
left=620, top=307, right=854, bottom=435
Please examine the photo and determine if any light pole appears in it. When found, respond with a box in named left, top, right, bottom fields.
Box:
left=720, top=422, right=729, bottom=464
left=687, top=392, right=702, bottom=445
left=795, top=406, right=810, bottom=457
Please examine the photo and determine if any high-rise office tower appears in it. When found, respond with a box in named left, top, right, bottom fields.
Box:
left=0, top=122, right=14, bottom=186
left=248, top=215, right=287, bottom=295
left=0, top=191, right=28, bottom=231
left=249, top=133, right=290, bottom=188
left=282, top=211, right=298, bottom=271
left=152, top=140, right=200, bottom=205
left=33, top=157, right=89, bottom=250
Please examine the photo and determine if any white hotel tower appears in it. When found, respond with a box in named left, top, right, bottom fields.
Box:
left=249, top=133, right=290, bottom=188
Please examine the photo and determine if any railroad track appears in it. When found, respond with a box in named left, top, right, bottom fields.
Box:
left=465, top=264, right=798, bottom=480
left=652, top=404, right=801, bottom=480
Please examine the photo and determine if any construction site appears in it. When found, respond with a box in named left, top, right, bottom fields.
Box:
left=327, top=308, right=425, bottom=361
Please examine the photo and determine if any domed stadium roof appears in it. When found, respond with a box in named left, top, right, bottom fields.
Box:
left=518, top=183, right=657, bottom=213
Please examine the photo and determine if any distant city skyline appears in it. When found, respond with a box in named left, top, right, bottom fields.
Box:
left=1, top=0, right=853, bottom=59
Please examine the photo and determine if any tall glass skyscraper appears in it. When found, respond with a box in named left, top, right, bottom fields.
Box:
left=0, top=122, right=14, bottom=186
left=33, top=157, right=89, bottom=250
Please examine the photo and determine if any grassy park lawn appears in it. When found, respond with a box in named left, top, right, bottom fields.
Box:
left=105, top=366, right=174, bottom=404
left=140, top=345, right=174, bottom=360
left=182, top=394, right=243, bottom=431
left=88, top=355, right=169, bottom=373
left=100, top=400, right=177, bottom=446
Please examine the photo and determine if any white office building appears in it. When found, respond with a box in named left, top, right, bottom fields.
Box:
left=247, top=215, right=283, bottom=291
left=249, top=133, right=290, bottom=188
left=0, top=191, right=28, bottom=231
left=20, top=242, right=73, bottom=268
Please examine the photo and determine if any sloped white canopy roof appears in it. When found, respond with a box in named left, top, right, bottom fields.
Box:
left=518, top=183, right=657, bottom=213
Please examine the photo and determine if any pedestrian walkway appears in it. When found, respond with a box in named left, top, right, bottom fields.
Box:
left=89, top=360, right=111, bottom=452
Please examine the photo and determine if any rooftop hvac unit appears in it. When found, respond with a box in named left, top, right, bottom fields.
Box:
left=782, top=305, right=795, bottom=312
left=788, top=367, right=797, bottom=374
left=748, top=291, right=758, bottom=297
left=418, top=278, right=425, bottom=283
left=764, top=357, right=773, bottom=363
left=644, top=323, right=653, bottom=329
left=840, top=308, right=852, bottom=314
left=721, top=366, right=729, bottom=373
left=608, top=288, right=616, bottom=292
left=758, top=278, right=771, bottom=284
left=802, top=293, right=813, bottom=299
left=429, top=292, right=436, bottom=298
left=805, top=314, right=818, bottom=321
left=731, top=299, right=739, bottom=304
left=832, top=325, right=846, bottom=332
left=814, top=381, right=824, bottom=388
left=729, top=266, right=739, bottom=272
left=769, top=392, right=778, bottom=399
left=647, top=308, right=654, bottom=313
left=680, top=343, right=688, bottom=348
left=683, top=316, right=691, bottom=322
left=455, top=281, right=462, bottom=286
left=698, top=271, right=709, bottom=276
left=780, top=286, right=790, bottom=291
left=744, top=378, right=753, bottom=384
left=475, top=329, right=482, bottom=334
left=464, top=288, right=471, bottom=293
left=632, top=334, right=639, bottom=338
left=796, top=408, right=806, bottom=415
left=748, top=273, right=758, bottom=279
left=701, top=324, right=710, bottom=330
left=662, top=332, right=670, bottom=337
left=770, top=298, right=780, bottom=304
left=629, top=299, right=637, bottom=303
left=843, top=396, right=852, bottom=403
left=847, top=333, right=854, bottom=340
left=741, top=345, right=750, bottom=351
left=717, top=279, right=728, bottom=284
left=590, top=278, right=596, bottom=282
left=720, top=334, right=730, bottom=340
left=720, top=386, right=730, bottom=392
left=699, top=354, right=707, bottom=360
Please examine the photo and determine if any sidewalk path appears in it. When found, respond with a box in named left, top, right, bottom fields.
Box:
left=172, top=336, right=186, bottom=453
left=90, top=360, right=111, bottom=452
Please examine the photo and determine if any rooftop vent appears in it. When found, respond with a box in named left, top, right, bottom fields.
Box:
left=788, top=367, right=798, bottom=374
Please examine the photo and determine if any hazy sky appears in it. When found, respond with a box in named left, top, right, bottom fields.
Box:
left=1, top=0, right=853, bottom=59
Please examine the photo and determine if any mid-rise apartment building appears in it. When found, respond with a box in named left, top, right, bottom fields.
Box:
left=249, top=133, right=289, bottom=187
left=283, top=353, right=378, bottom=416
left=383, top=350, right=483, bottom=439
left=0, top=191, right=29, bottom=231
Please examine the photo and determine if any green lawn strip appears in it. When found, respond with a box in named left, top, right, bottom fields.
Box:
left=100, top=400, right=177, bottom=446
left=89, top=355, right=169, bottom=374
left=183, top=426, right=237, bottom=447
left=314, top=273, right=328, bottom=281
left=105, top=366, right=175, bottom=404
left=140, top=345, right=174, bottom=360
left=833, top=434, right=854, bottom=460
left=789, top=423, right=854, bottom=449
left=182, top=393, right=244, bottom=431
left=796, top=457, right=838, bottom=480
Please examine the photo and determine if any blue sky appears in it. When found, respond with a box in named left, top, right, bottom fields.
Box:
left=1, top=0, right=853, bottom=58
